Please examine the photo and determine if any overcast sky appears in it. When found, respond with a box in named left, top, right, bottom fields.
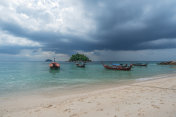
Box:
left=0, top=0, right=176, bottom=61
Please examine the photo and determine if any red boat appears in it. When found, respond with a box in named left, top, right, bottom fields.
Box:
left=103, top=64, right=133, bottom=71
left=49, top=58, right=60, bottom=70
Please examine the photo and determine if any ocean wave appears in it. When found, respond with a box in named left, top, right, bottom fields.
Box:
left=136, top=73, right=175, bottom=81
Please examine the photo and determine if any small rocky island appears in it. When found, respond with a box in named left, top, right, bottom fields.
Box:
left=158, top=61, right=176, bottom=65
left=45, top=59, right=53, bottom=62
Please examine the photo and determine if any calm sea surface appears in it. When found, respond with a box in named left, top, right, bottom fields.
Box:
left=0, top=61, right=175, bottom=96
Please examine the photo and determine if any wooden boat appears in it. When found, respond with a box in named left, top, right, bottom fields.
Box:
left=103, top=64, right=133, bottom=71
left=76, top=63, right=85, bottom=68
left=133, top=63, right=147, bottom=66
left=49, top=58, right=60, bottom=70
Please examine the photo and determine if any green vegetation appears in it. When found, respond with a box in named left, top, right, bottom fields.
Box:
left=69, top=53, right=91, bottom=62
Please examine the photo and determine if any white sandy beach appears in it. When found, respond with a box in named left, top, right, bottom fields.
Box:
left=1, top=76, right=176, bottom=117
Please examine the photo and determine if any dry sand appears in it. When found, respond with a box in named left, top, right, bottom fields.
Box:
left=1, top=76, right=176, bottom=117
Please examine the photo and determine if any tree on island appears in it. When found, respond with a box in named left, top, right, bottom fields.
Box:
left=69, top=53, right=91, bottom=62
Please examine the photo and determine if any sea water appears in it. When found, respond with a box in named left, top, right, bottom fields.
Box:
left=0, top=61, right=175, bottom=96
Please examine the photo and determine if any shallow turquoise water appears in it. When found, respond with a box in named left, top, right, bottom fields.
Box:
left=0, top=61, right=175, bottom=96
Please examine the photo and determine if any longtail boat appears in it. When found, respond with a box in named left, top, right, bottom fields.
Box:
left=132, top=63, right=147, bottom=66
left=49, top=58, right=60, bottom=70
left=76, top=62, right=85, bottom=68
left=103, top=64, right=133, bottom=71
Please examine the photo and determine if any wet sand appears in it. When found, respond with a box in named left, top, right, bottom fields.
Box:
left=1, top=76, right=176, bottom=117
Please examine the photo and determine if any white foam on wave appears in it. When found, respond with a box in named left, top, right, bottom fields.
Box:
left=136, top=73, right=175, bottom=81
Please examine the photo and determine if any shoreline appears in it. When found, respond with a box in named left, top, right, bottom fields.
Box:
left=1, top=72, right=175, bottom=98
left=1, top=73, right=176, bottom=117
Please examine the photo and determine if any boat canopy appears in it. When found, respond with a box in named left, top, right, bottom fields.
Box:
left=112, top=64, right=120, bottom=66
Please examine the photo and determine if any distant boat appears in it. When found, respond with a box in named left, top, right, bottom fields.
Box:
left=49, top=58, right=60, bottom=70
left=133, top=63, right=147, bottom=66
left=103, top=64, right=133, bottom=71
left=76, top=62, right=86, bottom=68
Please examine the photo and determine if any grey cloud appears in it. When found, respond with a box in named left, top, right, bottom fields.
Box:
left=0, top=46, right=38, bottom=55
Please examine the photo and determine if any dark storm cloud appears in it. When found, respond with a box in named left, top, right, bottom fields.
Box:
left=81, top=0, right=176, bottom=50
left=1, top=0, right=176, bottom=55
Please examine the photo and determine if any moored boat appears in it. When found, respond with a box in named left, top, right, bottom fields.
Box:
left=76, top=62, right=85, bottom=68
left=133, top=63, right=147, bottom=66
left=49, top=58, right=60, bottom=70
left=103, top=64, right=133, bottom=71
